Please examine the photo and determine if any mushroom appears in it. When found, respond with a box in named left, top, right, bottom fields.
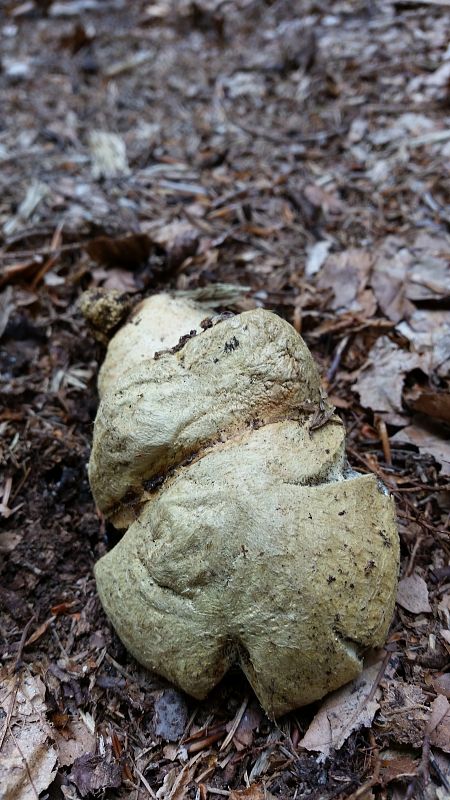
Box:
left=88, top=293, right=399, bottom=717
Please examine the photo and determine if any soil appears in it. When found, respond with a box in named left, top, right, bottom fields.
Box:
left=1, top=1, right=450, bottom=799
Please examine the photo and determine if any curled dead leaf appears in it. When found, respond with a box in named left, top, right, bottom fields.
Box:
left=299, top=663, right=382, bottom=756
left=0, top=671, right=57, bottom=800
left=397, top=573, right=431, bottom=614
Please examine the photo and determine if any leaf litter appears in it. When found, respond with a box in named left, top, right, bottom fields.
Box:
left=1, top=0, right=450, bottom=798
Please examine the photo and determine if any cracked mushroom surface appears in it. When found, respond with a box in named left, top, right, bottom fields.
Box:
left=89, top=293, right=399, bottom=718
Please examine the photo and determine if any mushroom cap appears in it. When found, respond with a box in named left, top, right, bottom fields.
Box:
left=95, top=419, right=398, bottom=717
left=90, top=295, right=399, bottom=716
left=97, top=293, right=210, bottom=399
left=89, top=302, right=324, bottom=525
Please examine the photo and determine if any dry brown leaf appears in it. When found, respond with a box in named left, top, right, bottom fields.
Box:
left=149, top=221, right=197, bottom=249
left=299, top=662, right=382, bottom=756
left=432, top=674, right=450, bottom=699
left=379, top=751, right=419, bottom=785
left=354, top=336, right=422, bottom=425
left=25, top=616, right=55, bottom=647
left=391, top=421, right=450, bottom=477
left=371, top=233, right=450, bottom=323
left=428, top=694, right=449, bottom=734
left=229, top=786, right=276, bottom=800
left=407, top=232, right=450, bottom=303
left=404, top=386, right=450, bottom=425
left=397, top=309, right=450, bottom=378
left=53, top=718, right=96, bottom=768
left=231, top=707, right=263, bottom=751
left=316, top=249, right=375, bottom=314
left=91, top=267, right=139, bottom=293
left=304, top=184, right=344, bottom=215
left=0, top=671, right=57, bottom=800
left=70, top=751, right=121, bottom=797
left=396, top=573, right=432, bottom=614
left=370, top=237, right=414, bottom=323
left=429, top=695, right=450, bottom=754
left=149, top=221, right=199, bottom=270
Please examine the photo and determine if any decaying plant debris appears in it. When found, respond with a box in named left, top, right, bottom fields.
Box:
left=1, top=0, right=450, bottom=798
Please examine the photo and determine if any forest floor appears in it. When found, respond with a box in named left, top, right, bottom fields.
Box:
left=1, top=1, right=450, bottom=798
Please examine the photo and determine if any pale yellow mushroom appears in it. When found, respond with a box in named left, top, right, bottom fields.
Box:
left=88, top=293, right=399, bottom=717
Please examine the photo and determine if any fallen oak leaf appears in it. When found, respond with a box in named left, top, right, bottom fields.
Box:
left=379, top=752, right=419, bottom=786
left=0, top=672, right=57, bottom=800
left=70, top=751, right=122, bottom=797
left=428, top=694, right=449, bottom=735
left=316, top=248, right=374, bottom=314
left=53, top=718, right=96, bottom=767
left=429, top=695, right=450, bottom=754
left=354, top=336, right=423, bottom=425
left=391, top=420, right=450, bottom=477
left=431, top=674, right=450, bottom=699
left=396, top=573, right=431, bottom=614
left=404, top=385, right=450, bottom=425
left=299, top=662, right=382, bottom=756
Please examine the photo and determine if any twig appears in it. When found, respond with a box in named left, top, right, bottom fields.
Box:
left=134, top=766, right=157, bottom=799
left=104, top=652, right=138, bottom=684
left=30, top=221, right=64, bottom=290
left=219, top=696, right=249, bottom=752
left=393, top=0, right=450, bottom=7
left=367, top=651, right=391, bottom=704
left=406, top=129, right=450, bottom=148
left=14, top=617, right=36, bottom=672
left=187, top=731, right=226, bottom=754
left=429, top=749, right=450, bottom=792
left=375, top=417, right=392, bottom=466
left=405, top=535, right=424, bottom=577
left=327, top=335, right=350, bottom=383
left=1, top=240, right=83, bottom=262
left=232, top=118, right=348, bottom=146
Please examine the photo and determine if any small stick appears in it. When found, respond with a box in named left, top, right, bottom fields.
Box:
left=219, top=696, right=248, bottom=752
left=134, top=766, right=157, bottom=799
left=375, top=417, right=392, bottom=466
